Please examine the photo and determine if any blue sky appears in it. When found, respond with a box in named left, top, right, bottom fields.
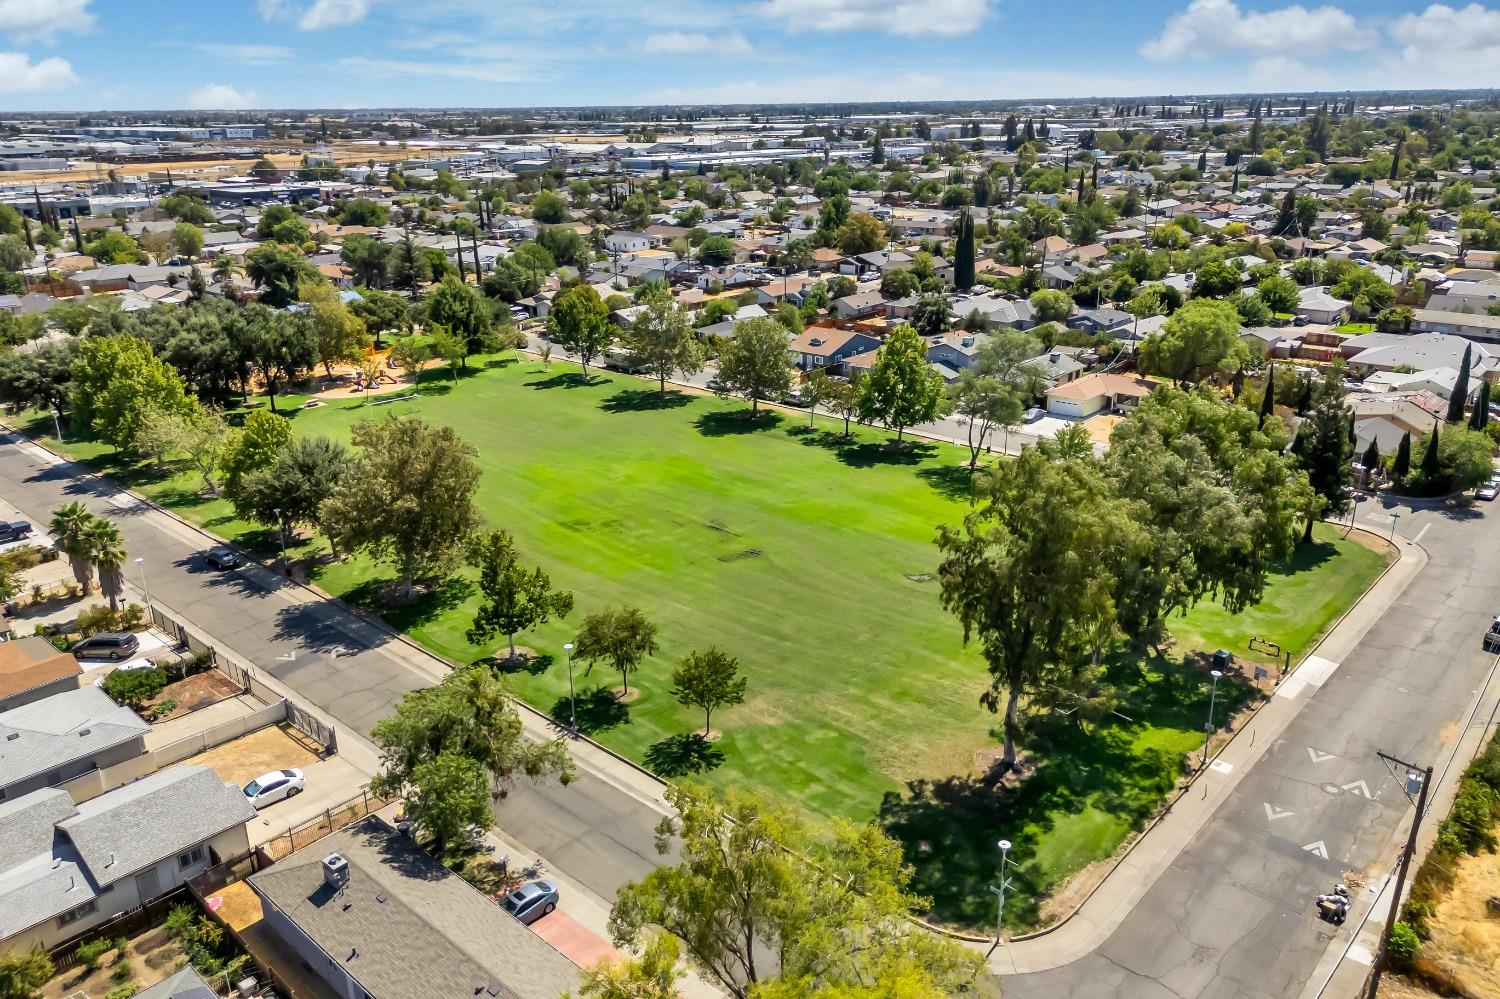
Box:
left=0, top=0, right=1497, bottom=111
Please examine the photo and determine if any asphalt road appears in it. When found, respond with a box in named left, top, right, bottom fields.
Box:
left=5, top=429, right=1493, bottom=998
left=1004, top=499, right=1500, bottom=999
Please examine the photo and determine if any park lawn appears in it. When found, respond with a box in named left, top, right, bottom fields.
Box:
left=1168, top=523, right=1394, bottom=665
left=15, top=357, right=1392, bottom=930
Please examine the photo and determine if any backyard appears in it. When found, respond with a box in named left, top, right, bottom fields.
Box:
left=17, top=354, right=1394, bottom=929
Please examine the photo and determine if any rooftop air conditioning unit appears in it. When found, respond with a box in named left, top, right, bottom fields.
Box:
left=321, top=853, right=350, bottom=890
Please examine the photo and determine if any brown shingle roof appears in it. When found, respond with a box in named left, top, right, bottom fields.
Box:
left=0, top=638, right=80, bottom=700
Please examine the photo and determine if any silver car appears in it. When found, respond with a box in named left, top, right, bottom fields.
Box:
left=1480, top=478, right=1500, bottom=501
left=500, top=880, right=559, bottom=924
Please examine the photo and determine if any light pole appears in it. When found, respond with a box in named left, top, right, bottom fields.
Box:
left=564, top=642, right=576, bottom=733
left=132, top=557, right=151, bottom=616
left=1367, top=754, right=1432, bottom=999
left=273, top=508, right=289, bottom=577
left=987, top=839, right=1014, bottom=957
left=1345, top=492, right=1363, bottom=538
left=1389, top=510, right=1401, bottom=541
left=1199, top=669, right=1223, bottom=767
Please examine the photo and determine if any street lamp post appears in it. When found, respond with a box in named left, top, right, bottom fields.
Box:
left=132, top=557, right=151, bottom=617
left=987, top=839, right=1014, bottom=957
left=1199, top=669, right=1223, bottom=767
left=1367, top=755, right=1433, bottom=999
left=1345, top=493, right=1363, bottom=538
left=564, top=642, right=576, bottom=733
left=273, top=508, right=289, bottom=577
left=1389, top=511, right=1401, bottom=541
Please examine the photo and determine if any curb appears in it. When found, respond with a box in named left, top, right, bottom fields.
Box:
left=0, top=422, right=671, bottom=797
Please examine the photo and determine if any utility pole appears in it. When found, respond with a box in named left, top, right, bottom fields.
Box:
left=1367, top=755, right=1432, bottom=999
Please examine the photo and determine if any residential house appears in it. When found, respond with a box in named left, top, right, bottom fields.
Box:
left=1296, top=286, right=1351, bottom=325
left=1066, top=307, right=1133, bottom=335
left=1023, top=349, right=1086, bottom=388
left=0, top=637, right=81, bottom=712
left=1342, top=331, right=1498, bottom=376
left=603, top=231, right=650, bottom=254
left=926, top=332, right=986, bottom=371
left=134, top=966, right=217, bottom=999
left=697, top=303, right=769, bottom=339
left=248, top=817, right=580, bottom=999
left=1044, top=372, right=1156, bottom=418
left=0, top=766, right=254, bottom=951
left=831, top=291, right=885, bottom=320
left=0, top=686, right=149, bottom=801
left=1410, top=308, right=1500, bottom=344
left=788, top=327, right=882, bottom=373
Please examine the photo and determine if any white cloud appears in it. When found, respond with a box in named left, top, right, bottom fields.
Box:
left=0, top=51, right=75, bottom=91
left=337, top=56, right=538, bottom=83
left=753, top=0, right=990, bottom=37
left=1142, top=0, right=1374, bottom=60
left=641, top=31, right=754, bottom=55
left=0, top=0, right=94, bottom=42
left=1249, top=54, right=1331, bottom=86
left=1390, top=4, right=1500, bottom=74
left=194, top=43, right=294, bottom=64
left=186, top=83, right=259, bottom=110
left=298, top=0, right=369, bottom=28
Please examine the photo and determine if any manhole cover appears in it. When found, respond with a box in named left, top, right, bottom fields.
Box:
left=1322, top=783, right=1344, bottom=796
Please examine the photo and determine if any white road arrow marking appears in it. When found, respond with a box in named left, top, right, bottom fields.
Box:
left=1303, top=840, right=1329, bottom=859
left=1264, top=803, right=1295, bottom=821
left=275, top=652, right=297, bottom=662
left=1307, top=747, right=1335, bottom=763
left=1342, top=780, right=1373, bottom=800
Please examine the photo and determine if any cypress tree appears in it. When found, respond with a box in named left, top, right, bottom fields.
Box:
left=1197, top=150, right=1207, bottom=173
left=1448, top=345, right=1472, bottom=423
left=1393, top=431, right=1412, bottom=480
left=1362, top=439, right=1380, bottom=471
left=1296, top=374, right=1314, bottom=414
left=1475, top=381, right=1492, bottom=431
left=1259, top=365, right=1276, bottom=423
left=1420, top=424, right=1442, bottom=482
left=953, top=210, right=975, bottom=290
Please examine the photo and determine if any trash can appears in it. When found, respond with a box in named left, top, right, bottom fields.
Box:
left=1212, top=649, right=1232, bottom=671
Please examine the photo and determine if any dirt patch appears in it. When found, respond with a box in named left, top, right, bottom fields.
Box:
left=39, top=924, right=185, bottom=999
left=148, top=669, right=241, bottom=722
left=207, top=879, right=265, bottom=933
left=610, top=686, right=642, bottom=704
left=1417, top=846, right=1500, bottom=997
left=183, top=723, right=322, bottom=786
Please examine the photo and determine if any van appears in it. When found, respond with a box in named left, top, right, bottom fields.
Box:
left=72, top=632, right=139, bottom=661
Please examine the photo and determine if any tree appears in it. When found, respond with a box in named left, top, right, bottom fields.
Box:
left=70, top=334, right=195, bottom=450
left=1420, top=423, right=1442, bottom=483
left=84, top=519, right=127, bottom=611
left=0, top=342, right=72, bottom=427
left=571, top=932, right=684, bottom=999
left=1441, top=427, right=1496, bottom=491
left=321, top=415, right=482, bottom=600
left=340, top=234, right=394, bottom=288
left=1029, top=288, right=1073, bottom=324
left=1191, top=261, right=1243, bottom=299
left=1259, top=364, right=1277, bottom=424
left=1139, top=298, right=1248, bottom=384
left=171, top=222, right=204, bottom=259
left=350, top=287, right=411, bottom=347
left=824, top=372, right=864, bottom=437
left=245, top=243, right=315, bottom=308
left=531, top=190, right=569, bottom=224
left=402, top=753, right=493, bottom=857
left=572, top=606, right=659, bottom=695
left=910, top=293, right=952, bottom=339
left=834, top=213, right=884, bottom=255
left=952, top=210, right=975, bottom=289
left=858, top=325, right=944, bottom=444
left=301, top=280, right=370, bottom=376
left=1293, top=367, right=1352, bottom=540
left=609, top=784, right=984, bottom=999
left=465, top=530, right=574, bottom=660
left=0, top=945, right=52, bottom=999
left=1393, top=430, right=1412, bottom=481
left=947, top=342, right=1034, bottom=467
left=1447, top=344, right=1473, bottom=424
left=244, top=306, right=320, bottom=412
left=392, top=229, right=429, bottom=291
left=236, top=435, right=349, bottom=553
left=370, top=668, right=573, bottom=854
left=714, top=317, right=792, bottom=416
left=428, top=324, right=468, bottom=381
left=49, top=501, right=97, bottom=593
left=145, top=402, right=230, bottom=495
left=671, top=647, right=748, bottom=736
left=936, top=448, right=1142, bottom=771
left=548, top=284, right=613, bottom=379
left=220, top=409, right=293, bottom=502
left=1362, top=439, right=1380, bottom=472
left=391, top=338, right=431, bottom=385
left=1470, top=381, right=1491, bottom=432
left=424, top=274, right=492, bottom=367
left=1257, top=274, right=1300, bottom=315
left=623, top=299, right=702, bottom=394
left=335, top=198, right=389, bottom=227
left=697, top=236, right=736, bottom=265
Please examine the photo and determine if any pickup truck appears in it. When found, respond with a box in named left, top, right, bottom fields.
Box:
left=1485, top=616, right=1500, bottom=653
left=0, top=521, right=32, bottom=543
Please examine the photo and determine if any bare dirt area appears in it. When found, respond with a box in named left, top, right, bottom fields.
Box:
left=149, top=669, right=241, bottom=722
left=40, top=925, right=186, bottom=999
left=182, top=723, right=322, bottom=786
left=1413, top=846, right=1500, bottom=997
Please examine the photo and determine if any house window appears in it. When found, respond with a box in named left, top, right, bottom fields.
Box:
left=57, top=899, right=96, bottom=928
left=178, top=846, right=206, bottom=870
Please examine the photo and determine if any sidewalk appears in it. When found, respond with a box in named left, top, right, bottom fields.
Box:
left=985, top=526, right=1427, bottom=976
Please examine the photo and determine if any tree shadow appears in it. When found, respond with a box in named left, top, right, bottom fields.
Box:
left=792, top=429, right=939, bottom=469
left=695, top=409, right=785, bottom=437
left=916, top=464, right=979, bottom=501
left=644, top=733, right=725, bottom=777
left=339, top=574, right=477, bottom=632
left=548, top=685, right=629, bottom=734
left=486, top=651, right=554, bottom=677
left=524, top=371, right=594, bottom=390
left=600, top=388, right=694, bottom=413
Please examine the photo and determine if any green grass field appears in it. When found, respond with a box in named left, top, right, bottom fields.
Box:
left=21, top=355, right=1393, bottom=929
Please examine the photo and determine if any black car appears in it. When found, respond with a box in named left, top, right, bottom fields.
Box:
left=0, top=521, right=32, bottom=543
left=72, top=632, right=140, bottom=661
left=204, top=547, right=241, bottom=570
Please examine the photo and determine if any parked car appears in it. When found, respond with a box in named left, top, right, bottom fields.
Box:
left=204, top=546, right=241, bottom=570
left=0, top=521, right=32, bottom=543
left=1486, top=615, right=1500, bottom=653
left=93, top=658, right=159, bottom=686
left=72, top=631, right=140, bottom=661
left=500, top=880, right=559, bottom=925
left=242, top=768, right=305, bottom=809
left=1022, top=407, right=1046, bottom=423
left=1479, top=478, right=1500, bottom=502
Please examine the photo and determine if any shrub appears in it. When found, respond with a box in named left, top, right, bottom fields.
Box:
left=163, top=905, right=196, bottom=941
left=75, top=936, right=113, bottom=970
left=110, top=960, right=133, bottom=984
left=1387, top=920, right=1421, bottom=969
left=76, top=604, right=116, bottom=637
left=102, top=667, right=166, bottom=708
left=147, top=699, right=178, bottom=722
left=103, top=984, right=138, bottom=999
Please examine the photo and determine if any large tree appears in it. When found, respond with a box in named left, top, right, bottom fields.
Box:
left=301, top=280, right=370, bottom=377
left=49, top=501, right=97, bottom=593
left=952, top=209, right=975, bottom=290
left=609, top=784, right=985, bottom=999
left=370, top=667, right=574, bottom=853
left=858, top=324, right=945, bottom=444
left=423, top=274, right=492, bottom=368
left=465, top=529, right=574, bottom=661
left=622, top=298, right=703, bottom=395
left=321, top=415, right=483, bottom=599
left=70, top=334, right=195, bottom=450
left=219, top=409, right=292, bottom=502
left=236, top=435, right=349, bottom=554
left=936, top=448, right=1145, bottom=771
left=242, top=305, right=319, bottom=413
left=1138, top=297, right=1249, bottom=384
left=713, top=317, right=792, bottom=416
left=1294, top=366, right=1354, bottom=541
left=548, top=284, right=613, bottom=379
left=84, top=519, right=128, bottom=611
left=572, top=606, right=659, bottom=696
left=1447, top=344, right=1473, bottom=424
left=946, top=330, right=1042, bottom=466
left=245, top=243, right=316, bottom=308
left=670, top=647, right=748, bottom=737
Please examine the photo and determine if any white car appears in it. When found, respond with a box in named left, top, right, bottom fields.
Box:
left=243, top=768, right=305, bottom=809
left=1480, top=478, right=1500, bottom=501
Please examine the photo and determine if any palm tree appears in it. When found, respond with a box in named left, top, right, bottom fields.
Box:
left=84, top=520, right=127, bottom=612
left=211, top=253, right=242, bottom=286
left=49, top=502, right=97, bottom=593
